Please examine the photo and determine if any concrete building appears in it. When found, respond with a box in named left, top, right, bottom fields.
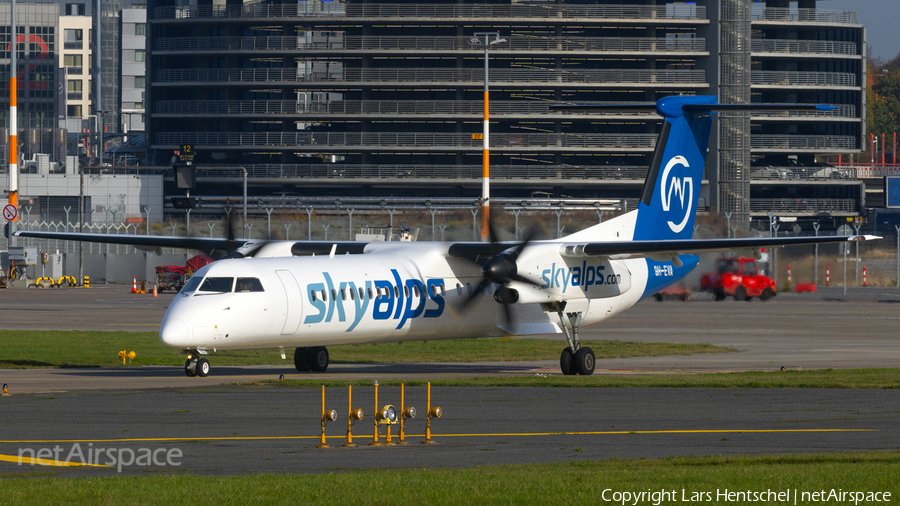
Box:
left=134, top=1, right=871, bottom=229
left=60, top=14, right=93, bottom=124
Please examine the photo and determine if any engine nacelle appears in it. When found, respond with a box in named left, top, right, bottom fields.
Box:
left=513, top=258, right=631, bottom=304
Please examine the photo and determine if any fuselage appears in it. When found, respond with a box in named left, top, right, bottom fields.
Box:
left=159, top=240, right=699, bottom=352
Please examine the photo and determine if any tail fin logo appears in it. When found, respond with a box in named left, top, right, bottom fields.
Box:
left=660, top=156, right=693, bottom=234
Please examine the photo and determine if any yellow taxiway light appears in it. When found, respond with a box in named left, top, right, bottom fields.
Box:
left=117, top=350, right=137, bottom=364
left=422, top=382, right=442, bottom=444
left=343, top=385, right=365, bottom=447
left=317, top=385, right=337, bottom=448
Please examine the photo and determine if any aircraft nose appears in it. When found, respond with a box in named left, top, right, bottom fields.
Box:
left=159, top=316, right=191, bottom=348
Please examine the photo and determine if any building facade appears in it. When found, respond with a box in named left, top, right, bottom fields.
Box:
left=143, top=0, right=865, bottom=228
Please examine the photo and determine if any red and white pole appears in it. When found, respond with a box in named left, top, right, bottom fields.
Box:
left=863, top=266, right=867, bottom=287
left=8, top=0, right=19, bottom=246
left=479, top=33, right=495, bottom=240
left=787, top=264, right=792, bottom=286
left=826, top=265, right=830, bottom=286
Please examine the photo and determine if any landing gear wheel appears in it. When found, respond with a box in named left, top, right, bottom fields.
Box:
left=309, top=347, right=329, bottom=372
left=184, top=359, right=197, bottom=377
left=734, top=286, right=749, bottom=302
left=197, top=358, right=210, bottom=377
left=759, top=287, right=775, bottom=301
left=294, top=347, right=310, bottom=372
left=714, top=288, right=726, bottom=301
left=560, top=348, right=576, bottom=376
left=574, top=347, right=595, bottom=376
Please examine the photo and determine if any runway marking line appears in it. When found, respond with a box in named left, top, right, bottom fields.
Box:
left=0, top=429, right=875, bottom=444
left=0, top=453, right=110, bottom=467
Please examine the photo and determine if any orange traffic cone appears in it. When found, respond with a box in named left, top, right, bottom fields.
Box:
left=152, top=284, right=158, bottom=297
left=131, top=277, right=138, bottom=293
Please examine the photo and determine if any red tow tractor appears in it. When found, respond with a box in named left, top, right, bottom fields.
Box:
left=155, top=255, right=214, bottom=293
left=700, top=257, right=776, bottom=302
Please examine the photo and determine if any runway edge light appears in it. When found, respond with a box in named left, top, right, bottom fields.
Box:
left=317, top=385, right=338, bottom=448
left=398, top=383, right=415, bottom=445
left=422, top=382, right=442, bottom=444
left=343, top=385, right=365, bottom=447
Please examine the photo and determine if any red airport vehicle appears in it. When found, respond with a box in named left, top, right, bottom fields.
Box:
left=155, top=255, right=214, bottom=292
left=699, top=257, right=776, bottom=302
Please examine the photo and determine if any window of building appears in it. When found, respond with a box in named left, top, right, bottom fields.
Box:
left=66, top=3, right=86, bottom=15
left=64, top=54, right=83, bottom=74
left=134, top=50, right=145, bottom=62
left=134, top=76, right=145, bottom=88
left=67, top=104, right=82, bottom=117
left=67, top=80, right=83, bottom=100
left=135, top=23, right=146, bottom=36
left=29, top=27, right=55, bottom=53
left=64, top=29, right=82, bottom=49
left=134, top=101, right=144, bottom=110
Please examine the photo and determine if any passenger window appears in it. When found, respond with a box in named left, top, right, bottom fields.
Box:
left=466, top=283, right=472, bottom=295
left=367, top=287, right=373, bottom=299
left=321, top=290, right=327, bottom=301
left=456, top=283, right=462, bottom=296
left=414, top=285, right=420, bottom=297
left=394, top=286, right=399, bottom=298
left=440, top=283, right=446, bottom=296
left=340, top=288, right=346, bottom=301
left=359, top=287, right=365, bottom=299
left=199, top=277, right=233, bottom=293
left=404, top=286, right=410, bottom=298
left=331, top=288, right=337, bottom=301
left=349, top=288, right=355, bottom=301
left=310, top=290, right=318, bottom=302
left=235, top=277, right=264, bottom=292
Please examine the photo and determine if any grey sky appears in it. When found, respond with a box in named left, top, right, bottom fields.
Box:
left=821, top=0, right=900, bottom=61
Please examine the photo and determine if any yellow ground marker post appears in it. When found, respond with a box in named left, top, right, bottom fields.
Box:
left=422, top=382, right=442, bottom=444
left=316, top=385, right=337, bottom=448
left=343, top=385, right=364, bottom=447
left=369, top=380, right=382, bottom=446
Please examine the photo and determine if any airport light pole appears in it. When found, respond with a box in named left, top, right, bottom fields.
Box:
left=469, top=32, right=506, bottom=240
left=8, top=0, right=18, bottom=247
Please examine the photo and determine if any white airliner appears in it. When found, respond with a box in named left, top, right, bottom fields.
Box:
left=17, top=95, right=878, bottom=377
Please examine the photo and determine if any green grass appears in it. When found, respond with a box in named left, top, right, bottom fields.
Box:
left=0, top=330, right=728, bottom=369
left=249, top=368, right=900, bottom=389
left=2, top=452, right=898, bottom=505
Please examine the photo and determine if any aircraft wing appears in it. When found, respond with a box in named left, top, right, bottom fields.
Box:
left=447, top=235, right=879, bottom=262
left=14, top=230, right=369, bottom=257
left=14, top=230, right=240, bottom=253
left=561, top=235, right=880, bottom=259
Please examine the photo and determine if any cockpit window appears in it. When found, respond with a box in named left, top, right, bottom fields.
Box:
left=180, top=275, right=203, bottom=294
left=235, top=277, right=264, bottom=292
left=199, top=277, right=234, bottom=293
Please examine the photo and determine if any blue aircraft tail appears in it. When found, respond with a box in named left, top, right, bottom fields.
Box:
left=551, top=97, right=835, bottom=242
left=631, top=96, right=716, bottom=241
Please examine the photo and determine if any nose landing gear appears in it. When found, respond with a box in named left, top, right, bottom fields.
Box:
left=184, top=352, right=210, bottom=377
left=555, top=306, right=595, bottom=376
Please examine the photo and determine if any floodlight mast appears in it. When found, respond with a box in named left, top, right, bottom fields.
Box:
left=470, top=32, right=506, bottom=240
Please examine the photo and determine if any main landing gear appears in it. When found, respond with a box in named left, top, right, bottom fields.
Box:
left=555, top=306, right=595, bottom=376
left=184, top=351, right=210, bottom=377
left=293, top=347, right=329, bottom=373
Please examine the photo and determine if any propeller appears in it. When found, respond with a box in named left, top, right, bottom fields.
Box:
left=457, top=219, right=542, bottom=323
left=215, top=211, right=267, bottom=259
